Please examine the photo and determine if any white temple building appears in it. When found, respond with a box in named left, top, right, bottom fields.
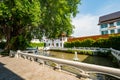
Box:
left=42, top=37, right=67, bottom=48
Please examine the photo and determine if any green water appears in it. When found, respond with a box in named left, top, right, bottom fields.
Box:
left=45, top=51, right=118, bottom=68
left=40, top=51, right=119, bottom=80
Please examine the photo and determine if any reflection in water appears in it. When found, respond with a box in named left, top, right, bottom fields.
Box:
left=61, top=54, right=64, bottom=59
left=89, top=73, right=120, bottom=80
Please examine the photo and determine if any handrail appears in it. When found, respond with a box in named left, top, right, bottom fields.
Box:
left=49, top=47, right=110, bottom=53
left=14, top=50, right=120, bottom=79
left=110, top=48, right=120, bottom=61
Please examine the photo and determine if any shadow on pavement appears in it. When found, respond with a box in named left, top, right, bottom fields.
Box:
left=0, top=62, right=24, bottom=80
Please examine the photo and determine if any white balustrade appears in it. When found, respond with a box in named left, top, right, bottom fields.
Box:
left=10, top=50, right=120, bottom=79
left=110, top=48, right=120, bottom=61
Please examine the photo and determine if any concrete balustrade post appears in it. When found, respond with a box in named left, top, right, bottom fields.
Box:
left=27, top=56, right=30, bottom=60
left=54, top=63, right=61, bottom=71
left=79, top=71, right=90, bottom=78
left=16, top=50, right=21, bottom=58
left=24, top=55, right=27, bottom=60
left=18, top=54, right=21, bottom=58
left=41, top=60, right=45, bottom=67
left=37, top=59, right=45, bottom=66
left=31, top=57, right=35, bottom=62
left=9, top=50, right=12, bottom=57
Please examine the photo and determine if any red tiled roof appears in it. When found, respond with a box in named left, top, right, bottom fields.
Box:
left=67, top=34, right=120, bottom=42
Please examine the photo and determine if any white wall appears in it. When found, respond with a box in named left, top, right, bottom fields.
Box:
left=44, top=37, right=67, bottom=48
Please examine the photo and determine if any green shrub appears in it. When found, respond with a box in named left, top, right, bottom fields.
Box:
left=64, top=42, right=72, bottom=48
left=81, top=39, right=95, bottom=47
left=64, top=34, right=120, bottom=50
left=10, top=35, right=29, bottom=50
left=30, top=42, right=44, bottom=47
left=109, top=35, right=120, bottom=50
left=77, top=50, right=93, bottom=55
left=93, top=38, right=109, bottom=48
left=0, top=51, right=9, bottom=56
left=67, top=49, right=75, bottom=53
left=0, top=41, right=6, bottom=49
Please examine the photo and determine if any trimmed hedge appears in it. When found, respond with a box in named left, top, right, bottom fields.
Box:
left=30, top=42, right=44, bottom=47
left=64, top=34, right=120, bottom=50
left=64, top=39, right=95, bottom=48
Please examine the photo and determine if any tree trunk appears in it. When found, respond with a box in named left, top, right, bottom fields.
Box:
left=4, top=26, right=12, bottom=51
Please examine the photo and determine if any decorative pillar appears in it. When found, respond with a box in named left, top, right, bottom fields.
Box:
left=31, top=57, right=35, bottom=62
left=54, top=63, right=61, bottom=71
left=38, top=59, right=45, bottom=67
left=24, top=55, right=27, bottom=60
left=79, top=71, right=90, bottom=78
left=16, top=50, right=21, bottom=58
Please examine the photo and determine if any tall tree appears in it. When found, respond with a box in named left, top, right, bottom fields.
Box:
left=0, top=0, right=41, bottom=50
left=36, top=0, right=81, bottom=38
left=0, top=0, right=81, bottom=50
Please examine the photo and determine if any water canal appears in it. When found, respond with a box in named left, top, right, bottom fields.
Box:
left=38, top=50, right=119, bottom=80
left=42, top=51, right=118, bottom=68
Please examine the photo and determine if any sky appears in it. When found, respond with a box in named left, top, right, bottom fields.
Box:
left=72, top=0, right=120, bottom=37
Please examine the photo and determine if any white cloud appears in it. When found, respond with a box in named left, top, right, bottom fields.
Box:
left=71, top=14, right=100, bottom=37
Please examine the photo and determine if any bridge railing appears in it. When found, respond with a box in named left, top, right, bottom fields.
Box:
left=49, top=47, right=110, bottom=51
left=110, top=48, right=120, bottom=61
left=10, top=50, right=120, bottom=79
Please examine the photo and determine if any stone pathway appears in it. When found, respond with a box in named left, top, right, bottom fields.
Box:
left=0, top=56, right=88, bottom=80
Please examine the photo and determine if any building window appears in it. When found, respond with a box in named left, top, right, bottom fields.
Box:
left=60, top=43, right=62, bottom=47
left=60, top=38, right=62, bottom=41
left=101, top=30, right=108, bottom=35
left=117, top=21, right=120, bottom=26
left=110, top=29, right=115, bottom=34
left=117, top=29, right=120, bottom=33
left=56, top=43, right=59, bottom=47
left=109, top=22, right=114, bottom=27
left=100, top=23, right=107, bottom=28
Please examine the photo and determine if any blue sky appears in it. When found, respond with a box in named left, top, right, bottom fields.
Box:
left=72, top=0, right=120, bottom=37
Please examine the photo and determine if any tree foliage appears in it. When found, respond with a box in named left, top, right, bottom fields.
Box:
left=0, top=0, right=41, bottom=50
left=38, top=0, right=80, bottom=38
left=0, top=0, right=81, bottom=50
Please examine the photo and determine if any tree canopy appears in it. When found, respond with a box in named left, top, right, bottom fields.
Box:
left=0, top=0, right=81, bottom=50
left=38, top=0, right=80, bottom=38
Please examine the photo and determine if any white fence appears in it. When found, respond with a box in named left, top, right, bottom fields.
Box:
left=10, top=50, right=120, bottom=79
left=110, top=48, right=120, bottom=61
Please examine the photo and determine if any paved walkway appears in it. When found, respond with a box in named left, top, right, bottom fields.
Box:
left=0, top=56, right=88, bottom=80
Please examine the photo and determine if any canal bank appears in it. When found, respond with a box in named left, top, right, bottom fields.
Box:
left=47, top=47, right=110, bottom=56
left=45, top=47, right=119, bottom=68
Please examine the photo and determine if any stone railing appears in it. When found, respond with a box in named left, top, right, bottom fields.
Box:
left=110, top=48, right=120, bottom=61
left=10, top=50, right=120, bottom=79
left=49, top=47, right=110, bottom=54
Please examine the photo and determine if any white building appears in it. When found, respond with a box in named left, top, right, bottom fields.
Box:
left=98, top=11, right=120, bottom=35
left=31, top=39, right=40, bottom=43
left=43, top=37, right=67, bottom=48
